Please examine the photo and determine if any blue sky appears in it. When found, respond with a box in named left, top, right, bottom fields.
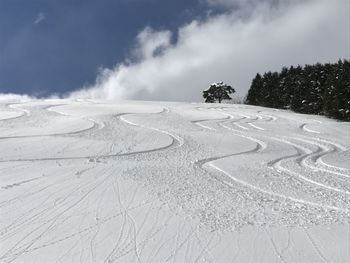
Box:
left=0, top=0, right=210, bottom=96
left=0, top=0, right=349, bottom=101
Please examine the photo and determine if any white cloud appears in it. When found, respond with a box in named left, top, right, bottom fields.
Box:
left=34, top=12, right=46, bottom=25
left=0, top=93, right=32, bottom=101
left=133, top=27, right=172, bottom=60
left=206, top=0, right=271, bottom=8
left=70, top=0, right=349, bottom=102
left=205, top=0, right=305, bottom=10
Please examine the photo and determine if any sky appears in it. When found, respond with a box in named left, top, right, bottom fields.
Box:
left=0, top=0, right=349, bottom=102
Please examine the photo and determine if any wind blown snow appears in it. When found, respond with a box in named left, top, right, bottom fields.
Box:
left=69, top=0, right=349, bottom=101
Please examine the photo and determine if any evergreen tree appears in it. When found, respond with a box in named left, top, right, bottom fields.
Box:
left=278, top=67, right=291, bottom=109
left=246, top=73, right=263, bottom=105
left=245, top=60, right=350, bottom=121
left=290, top=65, right=303, bottom=112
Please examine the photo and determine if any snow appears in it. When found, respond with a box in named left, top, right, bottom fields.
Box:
left=0, top=99, right=349, bottom=262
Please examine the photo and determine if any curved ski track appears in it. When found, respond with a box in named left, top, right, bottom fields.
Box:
left=192, top=107, right=350, bottom=214
left=0, top=105, right=183, bottom=163
left=0, top=100, right=349, bottom=262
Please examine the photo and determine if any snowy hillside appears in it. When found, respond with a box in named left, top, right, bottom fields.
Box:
left=0, top=99, right=349, bottom=262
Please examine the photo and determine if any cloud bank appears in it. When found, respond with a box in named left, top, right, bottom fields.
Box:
left=0, top=93, right=32, bottom=101
left=70, top=0, right=349, bottom=102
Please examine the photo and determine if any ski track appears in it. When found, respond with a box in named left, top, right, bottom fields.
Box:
left=0, top=100, right=349, bottom=262
left=194, top=111, right=350, bottom=213
left=0, top=107, right=182, bottom=163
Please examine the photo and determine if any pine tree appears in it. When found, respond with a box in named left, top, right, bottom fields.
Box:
left=245, top=73, right=263, bottom=105
left=245, top=60, right=349, bottom=121
left=290, top=65, right=303, bottom=112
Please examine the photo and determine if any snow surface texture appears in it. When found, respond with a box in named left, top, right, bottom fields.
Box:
left=0, top=99, right=349, bottom=263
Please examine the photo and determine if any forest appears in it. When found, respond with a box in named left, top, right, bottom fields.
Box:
left=245, top=60, right=350, bottom=121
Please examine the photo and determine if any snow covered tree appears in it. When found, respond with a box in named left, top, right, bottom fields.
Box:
left=203, top=82, right=235, bottom=103
left=245, top=60, right=350, bottom=120
left=245, top=73, right=263, bottom=105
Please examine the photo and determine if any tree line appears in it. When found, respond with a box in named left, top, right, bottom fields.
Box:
left=244, top=59, right=350, bottom=121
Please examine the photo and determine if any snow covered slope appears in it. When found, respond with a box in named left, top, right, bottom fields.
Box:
left=0, top=99, right=349, bottom=263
